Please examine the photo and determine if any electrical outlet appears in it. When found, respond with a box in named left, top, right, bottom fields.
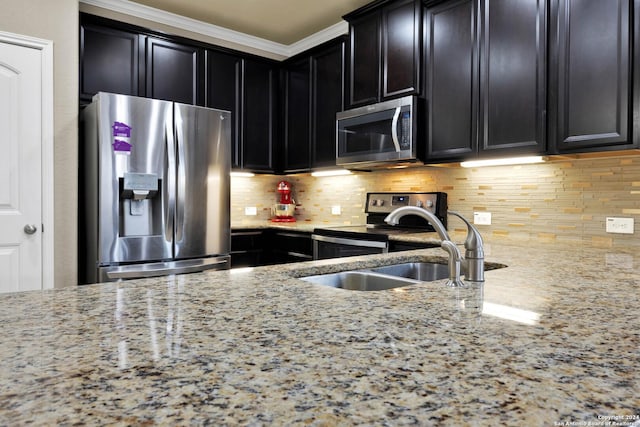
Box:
left=331, top=205, right=341, bottom=215
left=244, top=206, right=257, bottom=216
left=474, top=212, right=492, bottom=225
left=606, top=217, right=634, bottom=234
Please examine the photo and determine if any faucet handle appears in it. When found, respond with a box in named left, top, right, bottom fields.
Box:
left=441, top=240, right=465, bottom=287
left=448, top=211, right=484, bottom=258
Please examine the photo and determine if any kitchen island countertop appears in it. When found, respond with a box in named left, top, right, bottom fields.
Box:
left=0, top=239, right=638, bottom=425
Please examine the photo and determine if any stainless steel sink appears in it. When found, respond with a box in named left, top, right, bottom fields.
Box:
left=299, top=261, right=506, bottom=291
left=364, top=262, right=449, bottom=281
left=300, top=271, right=421, bottom=291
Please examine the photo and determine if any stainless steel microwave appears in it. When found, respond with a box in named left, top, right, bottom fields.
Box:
left=336, top=95, right=420, bottom=168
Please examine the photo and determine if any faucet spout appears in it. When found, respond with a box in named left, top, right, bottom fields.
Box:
left=384, top=206, right=450, bottom=241
left=384, top=206, right=486, bottom=285
left=384, top=206, right=462, bottom=286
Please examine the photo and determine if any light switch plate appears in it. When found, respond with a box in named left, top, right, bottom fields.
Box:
left=606, top=217, right=634, bottom=234
left=244, top=206, right=257, bottom=216
left=474, top=212, right=492, bottom=225
left=331, top=205, right=341, bottom=215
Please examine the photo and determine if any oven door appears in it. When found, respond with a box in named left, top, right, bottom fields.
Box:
left=312, top=234, right=388, bottom=260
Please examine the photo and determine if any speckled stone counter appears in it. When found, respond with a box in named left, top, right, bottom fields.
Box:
left=231, top=220, right=338, bottom=233
left=1, top=240, right=638, bottom=426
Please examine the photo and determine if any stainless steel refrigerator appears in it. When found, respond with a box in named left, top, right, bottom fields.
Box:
left=82, top=92, right=231, bottom=283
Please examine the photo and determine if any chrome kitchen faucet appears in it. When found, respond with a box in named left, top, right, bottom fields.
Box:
left=384, top=207, right=484, bottom=286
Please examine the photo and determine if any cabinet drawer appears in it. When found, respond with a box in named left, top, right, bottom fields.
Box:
left=231, top=230, right=264, bottom=251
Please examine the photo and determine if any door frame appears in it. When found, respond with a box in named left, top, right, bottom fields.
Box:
left=0, top=31, right=54, bottom=289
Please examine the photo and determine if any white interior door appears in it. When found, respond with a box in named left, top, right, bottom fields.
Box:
left=0, top=39, right=44, bottom=292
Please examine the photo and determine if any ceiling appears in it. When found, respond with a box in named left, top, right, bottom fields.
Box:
left=129, top=0, right=374, bottom=45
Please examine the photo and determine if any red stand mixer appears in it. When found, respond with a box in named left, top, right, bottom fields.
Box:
left=271, top=181, right=296, bottom=222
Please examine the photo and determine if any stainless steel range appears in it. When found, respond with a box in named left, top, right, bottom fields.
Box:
left=312, top=192, right=447, bottom=260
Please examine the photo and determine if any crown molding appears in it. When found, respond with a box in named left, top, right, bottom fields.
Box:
left=80, top=0, right=348, bottom=58
left=286, top=21, right=348, bottom=57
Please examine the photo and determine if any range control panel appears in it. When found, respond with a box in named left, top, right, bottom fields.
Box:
left=365, top=192, right=446, bottom=215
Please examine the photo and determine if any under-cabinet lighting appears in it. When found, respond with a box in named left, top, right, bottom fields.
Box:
left=230, top=171, right=255, bottom=178
left=460, top=156, right=545, bottom=168
left=311, top=169, right=352, bottom=177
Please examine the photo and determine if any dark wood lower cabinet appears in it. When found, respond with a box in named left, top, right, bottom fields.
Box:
left=267, top=231, right=313, bottom=264
left=230, top=230, right=264, bottom=268
left=231, top=229, right=312, bottom=267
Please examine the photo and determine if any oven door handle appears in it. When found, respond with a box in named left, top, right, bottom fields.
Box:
left=391, top=106, right=401, bottom=152
left=311, top=234, right=388, bottom=249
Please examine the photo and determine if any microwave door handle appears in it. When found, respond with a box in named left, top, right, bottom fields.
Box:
left=391, top=106, right=401, bottom=152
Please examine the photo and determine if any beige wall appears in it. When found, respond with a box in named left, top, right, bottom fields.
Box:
left=232, top=155, right=640, bottom=248
left=1, top=0, right=79, bottom=287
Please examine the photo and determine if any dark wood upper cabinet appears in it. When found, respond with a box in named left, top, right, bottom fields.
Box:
left=348, top=12, right=381, bottom=107
left=425, top=0, right=477, bottom=160
left=382, top=0, right=421, bottom=98
left=425, top=0, right=546, bottom=161
left=479, top=0, right=547, bottom=156
left=311, top=41, right=345, bottom=169
left=346, top=0, right=421, bottom=108
left=145, top=37, right=205, bottom=105
left=284, top=58, right=312, bottom=172
left=242, top=58, right=277, bottom=172
left=549, top=0, right=638, bottom=153
left=207, top=50, right=241, bottom=168
left=282, top=38, right=346, bottom=173
left=79, top=23, right=142, bottom=103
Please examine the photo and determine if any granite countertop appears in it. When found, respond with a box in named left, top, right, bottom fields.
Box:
left=231, top=220, right=342, bottom=233
left=1, top=239, right=639, bottom=425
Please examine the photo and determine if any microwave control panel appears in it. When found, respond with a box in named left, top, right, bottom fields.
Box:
left=400, top=111, right=411, bottom=149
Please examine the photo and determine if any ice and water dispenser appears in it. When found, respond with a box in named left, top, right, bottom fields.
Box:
left=118, top=172, right=162, bottom=237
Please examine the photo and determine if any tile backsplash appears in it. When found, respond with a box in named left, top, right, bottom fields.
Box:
left=231, top=155, right=640, bottom=248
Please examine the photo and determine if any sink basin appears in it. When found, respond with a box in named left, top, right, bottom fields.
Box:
left=365, top=262, right=449, bottom=281
left=300, top=261, right=506, bottom=291
left=300, top=271, right=421, bottom=291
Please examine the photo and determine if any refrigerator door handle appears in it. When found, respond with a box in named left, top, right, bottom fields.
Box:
left=165, top=109, right=177, bottom=247
left=105, top=257, right=229, bottom=280
left=175, top=108, right=186, bottom=243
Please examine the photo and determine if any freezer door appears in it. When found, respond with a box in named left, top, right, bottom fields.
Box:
left=95, top=93, right=175, bottom=264
left=174, top=103, right=231, bottom=259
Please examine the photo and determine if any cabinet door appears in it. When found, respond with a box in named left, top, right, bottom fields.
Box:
left=284, top=58, right=311, bottom=172
left=208, top=51, right=241, bottom=169
left=425, top=0, right=478, bottom=160
left=479, top=0, right=546, bottom=156
left=550, top=0, right=635, bottom=152
left=382, top=0, right=421, bottom=99
left=80, top=23, right=142, bottom=103
left=145, top=37, right=204, bottom=105
left=348, top=13, right=381, bottom=107
left=242, top=59, right=276, bottom=172
left=312, top=41, right=345, bottom=169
